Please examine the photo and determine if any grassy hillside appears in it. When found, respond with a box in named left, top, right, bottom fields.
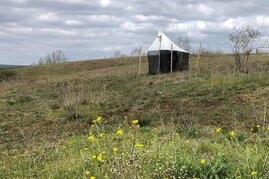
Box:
left=0, top=54, right=269, bottom=178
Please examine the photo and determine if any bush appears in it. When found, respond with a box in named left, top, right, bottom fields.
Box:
left=39, top=50, right=67, bottom=65
left=0, top=70, right=17, bottom=82
left=7, top=95, right=36, bottom=105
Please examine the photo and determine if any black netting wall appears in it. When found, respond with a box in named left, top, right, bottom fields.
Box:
left=176, top=52, right=189, bottom=71
left=148, top=50, right=189, bottom=74
left=159, top=50, right=170, bottom=73
left=148, top=51, right=160, bottom=74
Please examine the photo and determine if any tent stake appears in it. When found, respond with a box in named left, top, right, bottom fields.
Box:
left=138, top=46, right=142, bottom=76
left=170, top=44, right=173, bottom=74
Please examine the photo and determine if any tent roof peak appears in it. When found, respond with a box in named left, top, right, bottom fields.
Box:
left=148, top=31, right=189, bottom=53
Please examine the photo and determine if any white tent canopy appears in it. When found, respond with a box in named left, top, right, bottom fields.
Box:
left=148, top=30, right=189, bottom=53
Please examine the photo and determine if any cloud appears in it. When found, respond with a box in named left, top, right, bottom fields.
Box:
left=38, top=28, right=77, bottom=36
left=121, top=21, right=155, bottom=32
left=99, top=0, right=111, bottom=7
left=65, top=19, right=84, bottom=26
left=0, top=0, right=269, bottom=65
left=38, top=12, right=59, bottom=22
left=256, top=16, right=269, bottom=28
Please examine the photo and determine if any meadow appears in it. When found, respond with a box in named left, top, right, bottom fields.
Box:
left=0, top=54, right=269, bottom=178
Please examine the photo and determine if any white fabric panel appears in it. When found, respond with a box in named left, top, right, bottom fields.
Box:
left=148, top=31, right=189, bottom=53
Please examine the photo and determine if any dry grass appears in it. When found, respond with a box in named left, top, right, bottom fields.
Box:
left=0, top=54, right=269, bottom=178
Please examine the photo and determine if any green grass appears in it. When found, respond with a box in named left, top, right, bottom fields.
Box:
left=0, top=54, right=269, bottom=178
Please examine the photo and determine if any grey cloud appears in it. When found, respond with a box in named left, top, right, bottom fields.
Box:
left=0, top=0, right=269, bottom=65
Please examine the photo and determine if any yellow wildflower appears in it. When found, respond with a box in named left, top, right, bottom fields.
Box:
left=175, top=133, right=179, bottom=136
left=99, top=133, right=105, bottom=138
left=267, top=126, right=269, bottom=131
left=200, top=159, right=206, bottom=165
left=230, top=131, right=236, bottom=138
left=135, top=144, right=144, bottom=148
left=97, top=116, right=102, bottom=123
left=91, top=155, right=96, bottom=159
left=116, top=129, right=124, bottom=135
left=184, top=140, right=190, bottom=145
left=132, top=119, right=139, bottom=124
left=113, top=147, right=118, bottom=152
left=85, top=170, right=90, bottom=175
left=88, top=135, right=95, bottom=141
left=251, top=171, right=257, bottom=176
left=90, top=176, right=95, bottom=179
left=256, top=124, right=261, bottom=128
left=93, top=116, right=102, bottom=124
left=97, top=153, right=102, bottom=161
left=216, top=128, right=222, bottom=133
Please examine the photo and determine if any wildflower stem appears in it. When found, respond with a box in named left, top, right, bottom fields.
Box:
left=130, top=126, right=137, bottom=159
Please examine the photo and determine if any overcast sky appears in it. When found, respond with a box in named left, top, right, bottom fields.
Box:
left=1, top=0, right=269, bottom=65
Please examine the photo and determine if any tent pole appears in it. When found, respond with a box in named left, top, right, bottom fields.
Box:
left=180, top=51, right=183, bottom=70
left=158, top=50, right=160, bottom=74
left=138, top=46, right=142, bottom=76
left=197, top=43, right=201, bottom=69
left=159, top=35, right=161, bottom=73
left=170, top=44, right=173, bottom=74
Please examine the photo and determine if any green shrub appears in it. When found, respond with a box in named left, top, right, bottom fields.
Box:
left=0, top=70, right=17, bottom=82
left=7, top=95, right=36, bottom=105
